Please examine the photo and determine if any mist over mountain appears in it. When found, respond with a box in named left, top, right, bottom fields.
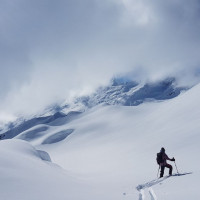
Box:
left=1, top=76, right=188, bottom=139
left=1, top=0, right=200, bottom=122
left=1, top=1, right=200, bottom=199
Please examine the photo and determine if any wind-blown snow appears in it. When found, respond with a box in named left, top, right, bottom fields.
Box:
left=1, top=83, right=200, bottom=199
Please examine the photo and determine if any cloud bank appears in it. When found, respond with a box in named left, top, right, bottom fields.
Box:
left=0, top=0, right=200, bottom=120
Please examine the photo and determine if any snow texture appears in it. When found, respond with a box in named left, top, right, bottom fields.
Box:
left=136, top=173, right=192, bottom=199
left=76, top=77, right=186, bottom=107
left=42, top=129, right=74, bottom=144
left=37, top=150, right=52, bottom=162
left=2, top=111, right=81, bottom=139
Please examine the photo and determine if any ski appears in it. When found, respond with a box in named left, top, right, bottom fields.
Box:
left=168, top=172, right=192, bottom=177
left=136, top=172, right=192, bottom=191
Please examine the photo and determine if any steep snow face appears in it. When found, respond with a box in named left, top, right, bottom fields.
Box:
left=75, top=77, right=186, bottom=107
left=35, top=83, right=200, bottom=200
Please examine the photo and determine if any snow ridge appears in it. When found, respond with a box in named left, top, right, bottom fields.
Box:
left=76, top=77, right=187, bottom=107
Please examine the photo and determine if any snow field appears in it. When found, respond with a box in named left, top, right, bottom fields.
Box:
left=39, top=84, right=200, bottom=199
left=1, top=83, right=200, bottom=199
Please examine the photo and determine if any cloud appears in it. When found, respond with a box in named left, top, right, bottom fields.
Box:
left=0, top=0, right=200, bottom=119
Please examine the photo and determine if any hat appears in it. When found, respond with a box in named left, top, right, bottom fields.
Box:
left=161, top=147, right=165, bottom=153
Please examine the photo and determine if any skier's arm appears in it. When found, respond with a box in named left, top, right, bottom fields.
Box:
left=166, top=154, right=175, bottom=161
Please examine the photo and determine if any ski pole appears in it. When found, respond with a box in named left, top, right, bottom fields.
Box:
left=157, top=165, right=160, bottom=178
left=174, top=161, right=179, bottom=174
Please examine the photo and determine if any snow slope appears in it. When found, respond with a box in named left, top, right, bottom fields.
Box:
left=36, top=83, right=200, bottom=199
left=1, top=82, right=200, bottom=200
left=0, top=139, right=107, bottom=200
left=2, top=111, right=81, bottom=139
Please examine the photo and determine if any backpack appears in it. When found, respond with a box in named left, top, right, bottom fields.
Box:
left=156, top=152, right=164, bottom=165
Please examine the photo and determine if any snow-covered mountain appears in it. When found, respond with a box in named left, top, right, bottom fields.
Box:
left=1, top=77, right=187, bottom=139
left=1, top=77, right=199, bottom=200
left=76, top=77, right=186, bottom=107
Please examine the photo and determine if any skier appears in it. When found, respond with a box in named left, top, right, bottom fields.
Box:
left=157, top=147, right=175, bottom=178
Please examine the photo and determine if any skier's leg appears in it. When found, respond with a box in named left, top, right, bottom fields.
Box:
left=165, top=164, right=173, bottom=175
left=160, top=165, right=165, bottom=178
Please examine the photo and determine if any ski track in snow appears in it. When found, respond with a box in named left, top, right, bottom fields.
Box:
left=136, top=176, right=167, bottom=199
left=148, top=187, right=157, bottom=200
left=136, top=173, right=192, bottom=200
left=138, top=189, right=145, bottom=200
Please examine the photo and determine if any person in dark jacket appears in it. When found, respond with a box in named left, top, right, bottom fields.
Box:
left=159, top=147, right=175, bottom=178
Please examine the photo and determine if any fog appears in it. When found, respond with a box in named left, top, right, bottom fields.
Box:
left=0, top=0, right=200, bottom=121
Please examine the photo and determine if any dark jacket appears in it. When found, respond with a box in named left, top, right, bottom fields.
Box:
left=160, top=152, right=173, bottom=166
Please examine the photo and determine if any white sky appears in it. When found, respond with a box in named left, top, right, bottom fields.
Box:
left=0, top=0, right=200, bottom=121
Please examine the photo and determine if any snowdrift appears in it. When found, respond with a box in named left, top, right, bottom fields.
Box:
left=0, top=139, right=101, bottom=200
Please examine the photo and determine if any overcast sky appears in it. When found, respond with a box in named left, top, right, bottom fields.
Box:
left=0, top=0, right=200, bottom=122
